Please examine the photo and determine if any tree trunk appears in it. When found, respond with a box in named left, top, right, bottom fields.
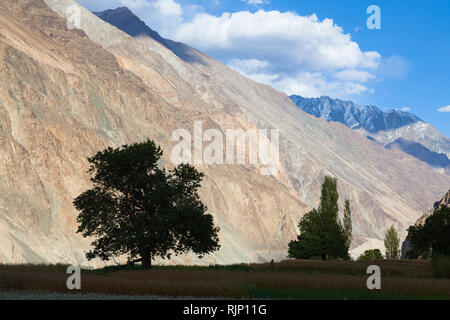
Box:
left=141, top=251, right=152, bottom=270
left=321, top=254, right=327, bottom=261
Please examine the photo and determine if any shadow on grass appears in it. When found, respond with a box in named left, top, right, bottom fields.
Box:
left=250, top=288, right=448, bottom=300
left=96, top=264, right=253, bottom=273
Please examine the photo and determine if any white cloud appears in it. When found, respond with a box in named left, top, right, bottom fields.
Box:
left=122, top=0, right=184, bottom=35
left=438, top=105, right=450, bottom=113
left=80, top=0, right=399, bottom=99
left=241, top=0, right=269, bottom=5
left=228, top=59, right=372, bottom=98
left=395, top=107, right=411, bottom=112
left=168, top=9, right=383, bottom=98
left=334, top=70, right=375, bottom=83
left=151, top=0, right=182, bottom=16
left=78, top=0, right=124, bottom=11
left=172, top=11, right=380, bottom=71
left=228, top=58, right=270, bottom=74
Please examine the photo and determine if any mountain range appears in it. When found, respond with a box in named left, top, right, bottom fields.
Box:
left=0, top=0, right=448, bottom=265
left=290, top=95, right=450, bottom=172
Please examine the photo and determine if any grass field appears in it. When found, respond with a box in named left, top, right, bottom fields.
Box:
left=0, top=260, right=449, bottom=300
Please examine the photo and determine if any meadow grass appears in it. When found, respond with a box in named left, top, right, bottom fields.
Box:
left=0, top=260, right=448, bottom=300
left=432, top=256, right=450, bottom=279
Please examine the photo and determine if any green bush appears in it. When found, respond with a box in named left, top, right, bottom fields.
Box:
left=356, top=249, right=384, bottom=262
left=431, top=255, right=450, bottom=278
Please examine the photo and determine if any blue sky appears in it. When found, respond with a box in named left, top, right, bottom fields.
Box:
left=80, top=0, right=450, bottom=136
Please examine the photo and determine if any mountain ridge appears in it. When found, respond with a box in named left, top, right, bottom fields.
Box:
left=386, top=138, right=450, bottom=168
left=290, top=95, right=450, bottom=168
left=93, top=7, right=167, bottom=46
left=290, top=95, right=423, bottom=133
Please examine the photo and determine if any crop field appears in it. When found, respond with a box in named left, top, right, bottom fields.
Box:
left=0, top=259, right=449, bottom=300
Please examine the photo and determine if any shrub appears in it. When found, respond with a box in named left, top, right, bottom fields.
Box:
left=356, top=249, right=384, bottom=262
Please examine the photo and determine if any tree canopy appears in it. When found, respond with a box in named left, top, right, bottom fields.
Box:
left=288, top=176, right=350, bottom=260
left=74, top=139, right=220, bottom=269
left=356, top=249, right=384, bottom=262
left=406, top=206, right=450, bottom=259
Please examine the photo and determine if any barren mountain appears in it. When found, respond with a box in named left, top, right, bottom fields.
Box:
left=368, top=122, right=450, bottom=159
left=385, top=138, right=450, bottom=169
left=0, top=0, right=307, bottom=265
left=0, top=0, right=448, bottom=265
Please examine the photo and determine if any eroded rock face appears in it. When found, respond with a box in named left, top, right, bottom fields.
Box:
left=0, top=0, right=448, bottom=265
left=434, top=190, right=450, bottom=210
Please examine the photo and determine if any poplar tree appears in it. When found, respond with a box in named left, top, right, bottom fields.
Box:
left=288, top=176, right=349, bottom=260
left=384, top=225, right=400, bottom=259
left=343, top=199, right=353, bottom=248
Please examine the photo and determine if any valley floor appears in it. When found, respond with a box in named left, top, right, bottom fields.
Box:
left=0, top=260, right=448, bottom=300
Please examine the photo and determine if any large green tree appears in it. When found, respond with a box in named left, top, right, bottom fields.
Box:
left=406, top=206, right=450, bottom=258
left=288, top=176, right=349, bottom=260
left=74, top=139, right=220, bottom=269
left=384, top=225, right=400, bottom=259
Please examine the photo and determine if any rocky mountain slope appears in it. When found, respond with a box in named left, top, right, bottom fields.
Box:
left=386, top=138, right=450, bottom=168
left=0, top=0, right=448, bottom=264
left=436, top=189, right=450, bottom=208
left=0, top=0, right=311, bottom=265
left=290, top=95, right=450, bottom=169
left=416, top=189, right=450, bottom=226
